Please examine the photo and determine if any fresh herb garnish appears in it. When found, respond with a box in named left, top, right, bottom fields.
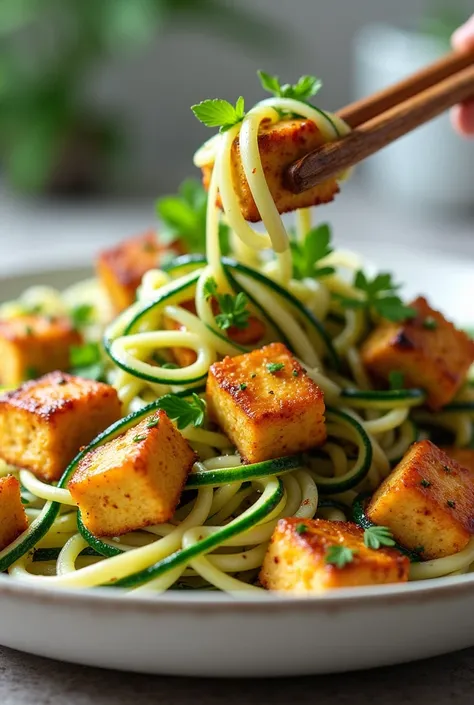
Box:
left=267, top=362, right=284, bottom=374
left=422, top=316, right=438, bottom=330
left=250, top=373, right=257, bottom=379
left=363, top=526, right=396, bottom=550
left=295, top=523, right=307, bottom=535
left=191, top=96, right=245, bottom=133
left=70, top=342, right=105, bottom=381
left=334, top=271, right=416, bottom=323
left=24, top=325, right=33, bottom=336
left=290, top=223, right=335, bottom=280
left=133, top=434, right=147, bottom=443
left=388, top=370, right=405, bottom=390
left=239, top=383, right=247, bottom=391
left=324, top=545, right=357, bottom=568
left=25, top=366, right=39, bottom=381
left=146, top=417, right=159, bottom=429
left=447, top=500, right=456, bottom=509
left=420, top=479, right=431, bottom=488
left=258, top=71, right=322, bottom=102
left=443, top=464, right=452, bottom=474
left=70, top=303, right=94, bottom=330
left=157, top=393, right=206, bottom=430
left=203, top=277, right=250, bottom=331
left=292, top=369, right=299, bottom=377
left=156, top=178, right=229, bottom=255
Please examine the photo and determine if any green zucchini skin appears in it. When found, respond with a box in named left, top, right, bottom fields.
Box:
left=186, top=454, right=303, bottom=488
left=340, top=388, right=426, bottom=408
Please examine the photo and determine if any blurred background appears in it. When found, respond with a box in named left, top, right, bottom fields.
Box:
left=0, top=0, right=473, bottom=277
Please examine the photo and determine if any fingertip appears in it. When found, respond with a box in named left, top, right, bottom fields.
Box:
left=451, top=101, right=474, bottom=137
left=451, top=14, right=474, bottom=50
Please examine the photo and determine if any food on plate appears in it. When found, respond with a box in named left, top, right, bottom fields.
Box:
left=0, top=314, right=82, bottom=386
left=0, top=476, right=28, bottom=551
left=0, top=372, right=121, bottom=481
left=0, top=70, right=473, bottom=595
left=260, top=518, right=409, bottom=593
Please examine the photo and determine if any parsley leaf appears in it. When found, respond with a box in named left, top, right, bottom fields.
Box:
left=324, top=545, right=357, bottom=568
left=70, top=303, right=94, bottom=330
left=258, top=71, right=322, bottom=102
left=334, top=270, right=416, bottom=323
left=290, top=223, right=335, bottom=280
left=70, top=342, right=105, bottom=382
left=267, top=362, right=284, bottom=374
left=204, top=277, right=250, bottom=331
left=156, top=178, right=229, bottom=255
left=191, top=96, right=245, bottom=133
left=157, top=393, right=206, bottom=430
left=363, top=526, right=396, bottom=550
left=388, top=371, right=404, bottom=390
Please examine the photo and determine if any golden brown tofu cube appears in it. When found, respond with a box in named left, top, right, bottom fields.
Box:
left=367, top=440, right=474, bottom=559
left=0, top=372, right=121, bottom=482
left=207, top=342, right=326, bottom=463
left=442, top=448, right=474, bottom=473
left=96, top=231, right=183, bottom=313
left=361, top=296, right=474, bottom=410
left=0, top=475, right=28, bottom=551
left=68, top=410, right=196, bottom=537
left=260, top=518, right=409, bottom=593
left=0, top=314, right=82, bottom=387
left=201, top=118, right=339, bottom=222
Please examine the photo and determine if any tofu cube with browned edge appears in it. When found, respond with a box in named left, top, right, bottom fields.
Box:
left=207, top=342, right=326, bottom=463
left=442, top=448, right=474, bottom=474
left=68, top=410, right=196, bottom=536
left=361, top=296, right=474, bottom=410
left=0, top=372, right=122, bottom=482
left=0, top=475, right=28, bottom=551
left=201, top=118, right=339, bottom=222
left=260, top=518, right=409, bottom=593
left=0, top=314, right=82, bottom=387
left=96, top=231, right=183, bottom=313
left=367, top=440, right=474, bottom=559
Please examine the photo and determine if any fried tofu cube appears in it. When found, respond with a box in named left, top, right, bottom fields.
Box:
left=0, top=314, right=82, bottom=387
left=0, top=372, right=121, bottom=482
left=260, top=518, right=409, bottom=593
left=201, top=118, right=339, bottom=222
left=162, top=298, right=266, bottom=368
left=0, top=475, right=28, bottom=551
left=68, top=410, right=196, bottom=536
left=96, top=231, right=183, bottom=313
left=207, top=342, right=326, bottom=463
left=361, top=297, right=474, bottom=410
left=367, top=440, right=474, bottom=559
left=442, top=448, right=474, bottom=473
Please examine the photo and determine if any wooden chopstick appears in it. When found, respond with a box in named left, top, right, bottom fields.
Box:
left=286, top=49, right=474, bottom=194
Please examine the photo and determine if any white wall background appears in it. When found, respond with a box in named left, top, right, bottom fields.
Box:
left=87, top=0, right=471, bottom=194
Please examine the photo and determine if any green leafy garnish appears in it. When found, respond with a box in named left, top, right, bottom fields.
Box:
left=295, top=523, right=307, bottom=535
left=290, top=223, right=335, bottom=280
left=258, top=71, right=322, bottom=102
left=324, top=545, right=356, bottom=568
left=70, top=303, right=94, bottom=330
left=239, top=383, right=247, bottom=391
left=157, top=393, right=206, bottom=430
left=191, top=96, right=245, bottom=133
left=156, top=178, right=229, bottom=255
left=267, top=362, right=284, bottom=374
left=133, top=434, right=146, bottom=443
left=388, top=371, right=404, bottom=390
left=70, top=342, right=105, bottom=382
left=334, top=271, right=416, bottom=322
left=203, top=277, right=250, bottom=331
left=363, top=526, right=396, bottom=550
left=146, top=417, right=159, bottom=429
left=422, top=316, right=438, bottom=330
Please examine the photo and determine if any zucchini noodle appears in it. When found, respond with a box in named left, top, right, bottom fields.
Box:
left=1, top=83, right=473, bottom=597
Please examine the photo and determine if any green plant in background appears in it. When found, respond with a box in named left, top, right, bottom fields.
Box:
left=0, top=0, right=282, bottom=196
left=419, top=5, right=467, bottom=48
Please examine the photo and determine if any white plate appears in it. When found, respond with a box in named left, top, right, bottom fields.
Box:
left=0, top=255, right=473, bottom=678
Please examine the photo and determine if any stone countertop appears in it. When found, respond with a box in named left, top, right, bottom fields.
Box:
left=1, top=644, right=474, bottom=705
left=0, top=183, right=473, bottom=703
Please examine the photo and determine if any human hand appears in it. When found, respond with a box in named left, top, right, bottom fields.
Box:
left=451, top=14, right=474, bottom=136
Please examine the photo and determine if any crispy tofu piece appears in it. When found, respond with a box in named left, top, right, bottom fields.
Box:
left=0, top=475, right=28, bottom=551
left=0, top=372, right=121, bottom=482
left=201, top=118, right=339, bottom=222
left=162, top=298, right=266, bottom=368
left=68, top=410, right=196, bottom=536
left=207, top=342, right=326, bottom=463
left=96, top=231, right=183, bottom=313
left=361, top=296, right=474, bottom=410
left=0, top=314, right=82, bottom=387
left=260, top=518, right=409, bottom=593
left=367, top=440, right=474, bottom=559
left=442, top=448, right=474, bottom=473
